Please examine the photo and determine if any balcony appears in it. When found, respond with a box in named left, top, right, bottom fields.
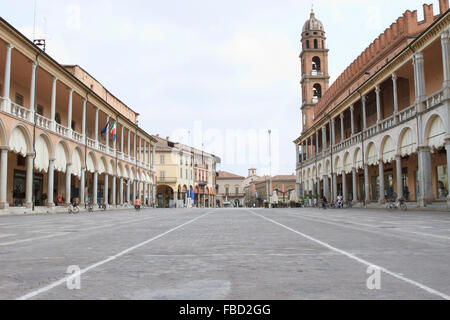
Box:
left=158, top=177, right=177, bottom=184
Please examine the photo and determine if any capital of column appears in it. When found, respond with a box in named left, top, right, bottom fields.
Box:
left=350, top=104, right=354, bottom=112
left=340, top=113, right=344, bottom=120
left=52, top=76, right=58, bottom=83
left=375, top=85, right=380, bottom=94
left=392, top=73, right=398, bottom=81
left=441, top=29, right=450, bottom=41
left=6, top=43, right=14, bottom=50
left=414, top=51, right=424, bottom=62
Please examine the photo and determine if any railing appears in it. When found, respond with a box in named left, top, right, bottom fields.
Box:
left=158, top=177, right=177, bottom=183
left=380, top=116, right=395, bottom=131
left=364, top=124, right=378, bottom=139
left=117, top=151, right=123, bottom=158
left=352, top=132, right=362, bottom=144
left=398, top=105, right=416, bottom=122
left=55, top=123, right=70, bottom=137
left=425, top=89, right=444, bottom=110
left=108, top=147, right=115, bottom=156
left=72, top=131, right=83, bottom=143
left=86, top=138, right=96, bottom=148
left=10, top=102, right=31, bottom=121
left=36, top=114, right=52, bottom=130
left=98, top=143, right=107, bottom=153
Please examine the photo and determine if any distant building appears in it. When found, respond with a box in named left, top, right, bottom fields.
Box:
left=254, top=175, right=296, bottom=204
left=216, top=171, right=245, bottom=207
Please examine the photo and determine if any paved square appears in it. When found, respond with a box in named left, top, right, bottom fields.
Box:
left=0, top=208, right=449, bottom=300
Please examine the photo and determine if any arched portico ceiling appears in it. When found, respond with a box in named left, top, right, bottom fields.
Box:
left=117, top=164, right=123, bottom=178
left=55, top=141, right=69, bottom=173
left=344, top=153, right=352, bottom=174
left=123, top=166, right=129, bottom=179
left=367, top=143, right=378, bottom=166
left=98, top=157, right=107, bottom=175
left=427, top=116, right=446, bottom=150
left=318, top=163, right=323, bottom=177
left=335, top=156, right=342, bottom=173
left=35, top=134, right=51, bottom=173
left=72, top=148, right=83, bottom=178
left=87, top=152, right=97, bottom=173
left=109, top=160, right=115, bottom=175
left=354, top=148, right=363, bottom=170
left=9, top=126, right=30, bottom=157
left=381, top=136, right=396, bottom=164
left=326, top=160, right=331, bottom=175
left=400, top=128, right=417, bottom=157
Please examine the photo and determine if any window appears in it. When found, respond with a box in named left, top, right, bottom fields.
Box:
left=160, top=155, right=165, bottom=164
left=235, top=187, right=239, bottom=195
left=313, top=84, right=322, bottom=98
left=15, top=93, right=24, bottom=106
left=225, top=187, right=229, bottom=195
left=312, top=57, right=321, bottom=72
left=306, top=40, right=310, bottom=49
left=436, top=165, right=448, bottom=199
left=17, top=155, right=25, bottom=167
left=55, top=113, right=61, bottom=125
left=37, top=105, right=44, bottom=116
left=180, top=168, right=183, bottom=178
left=314, top=39, right=318, bottom=49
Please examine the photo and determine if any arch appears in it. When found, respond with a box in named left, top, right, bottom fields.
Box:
left=334, top=156, right=342, bottom=173
left=86, top=151, right=97, bottom=173
left=55, top=140, right=70, bottom=173
left=9, top=124, right=32, bottom=156
left=398, top=127, right=417, bottom=156
left=425, top=114, right=446, bottom=150
left=313, top=83, right=322, bottom=98
left=354, top=147, right=363, bottom=170
left=343, top=152, right=352, bottom=173
left=72, top=147, right=83, bottom=178
left=123, top=165, right=130, bottom=179
left=109, top=160, right=115, bottom=176
left=130, top=167, right=135, bottom=181
left=312, top=56, right=321, bottom=71
left=366, top=142, right=378, bottom=166
left=312, top=166, right=317, bottom=182
left=35, top=133, right=52, bottom=172
left=98, top=157, right=107, bottom=175
left=380, top=135, right=396, bottom=163
left=117, top=163, right=123, bottom=178
left=318, top=163, right=323, bottom=177
left=0, top=118, right=7, bottom=146
left=326, top=159, right=331, bottom=176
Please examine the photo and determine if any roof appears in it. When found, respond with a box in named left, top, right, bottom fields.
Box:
left=217, top=171, right=245, bottom=180
left=302, top=9, right=324, bottom=33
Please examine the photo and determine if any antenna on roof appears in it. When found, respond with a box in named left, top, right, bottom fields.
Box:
left=32, top=0, right=46, bottom=52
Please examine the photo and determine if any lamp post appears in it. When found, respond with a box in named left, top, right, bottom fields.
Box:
left=268, top=130, right=272, bottom=205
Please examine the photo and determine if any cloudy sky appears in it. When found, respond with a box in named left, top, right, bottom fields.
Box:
left=1, top=0, right=442, bottom=177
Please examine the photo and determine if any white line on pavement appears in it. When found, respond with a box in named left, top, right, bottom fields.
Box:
left=16, top=211, right=213, bottom=300
left=0, top=233, right=70, bottom=246
left=250, top=210, right=450, bottom=300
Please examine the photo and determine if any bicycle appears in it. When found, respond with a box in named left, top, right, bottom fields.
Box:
left=134, top=205, right=141, bottom=212
left=387, top=199, right=407, bottom=211
left=68, top=203, right=80, bottom=214
left=87, top=202, right=94, bottom=213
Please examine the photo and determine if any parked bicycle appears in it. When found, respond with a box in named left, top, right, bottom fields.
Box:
left=68, top=202, right=80, bottom=214
left=387, top=198, right=407, bottom=211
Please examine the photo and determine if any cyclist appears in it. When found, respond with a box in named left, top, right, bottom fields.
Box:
left=337, top=194, right=343, bottom=208
left=135, top=197, right=141, bottom=211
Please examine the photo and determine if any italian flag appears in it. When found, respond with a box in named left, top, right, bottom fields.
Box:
left=110, top=120, right=117, bottom=141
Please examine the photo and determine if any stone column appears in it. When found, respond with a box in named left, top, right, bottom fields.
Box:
left=332, top=173, right=338, bottom=202
left=379, top=161, right=386, bottom=204
left=305, top=139, right=309, bottom=159
left=29, top=61, right=38, bottom=120
left=80, top=168, right=85, bottom=206
left=120, top=178, right=124, bottom=205
left=323, top=175, right=330, bottom=201
left=121, top=125, right=124, bottom=155
left=340, top=113, right=344, bottom=142
left=375, top=85, right=382, bottom=124
left=133, top=180, right=136, bottom=202
left=413, top=52, right=426, bottom=109
left=128, top=130, right=131, bottom=156
left=94, top=107, right=99, bottom=145
left=82, top=98, right=87, bottom=138
left=322, top=125, right=327, bottom=150
left=364, top=164, right=370, bottom=204
left=127, top=180, right=131, bottom=204
left=112, top=175, right=117, bottom=207
left=317, top=178, right=321, bottom=197
left=66, top=164, right=72, bottom=205
left=67, top=89, right=73, bottom=135
left=2, top=44, right=13, bottom=112
left=296, top=144, right=300, bottom=165
left=446, top=141, right=450, bottom=208
left=316, top=131, right=319, bottom=155
left=350, top=105, right=355, bottom=136
left=105, top=115, right=110, bottom=149
left=418, top=146, right=434, bottom=206
left=47, top=159, right=55, bottom=207
left=362, top=95, right=367, bottom=130
left=330, top=118, right=336, bottom=147
left=174, top=192, right=178, bottom=208
left=392, top=73, right=399, bottom=124
left=50, top=77, right=58, bottom=131
left=441, top=30, right=450, bottom=88
left=25, top=154, right=34, bottom=208
left=93, top=171, right=98, bottom=206
left=310, top=136, right=314, bottom=157
left=352, top=168, right=358, bottom=203
left=134, top=134, right=137, bottom=159
left=104, top=173, right=109, bottom=206
left=0, top=149, right=9, bottom=209
left=396, top=155, right=403, bottom=200
left=342, top=171, right=347, bottom=203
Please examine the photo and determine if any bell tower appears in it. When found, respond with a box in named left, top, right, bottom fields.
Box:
left=300, top=8, right=330, bottom=131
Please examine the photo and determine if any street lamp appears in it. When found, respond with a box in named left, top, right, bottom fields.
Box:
left=268, top=130, right=272, bottom=203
